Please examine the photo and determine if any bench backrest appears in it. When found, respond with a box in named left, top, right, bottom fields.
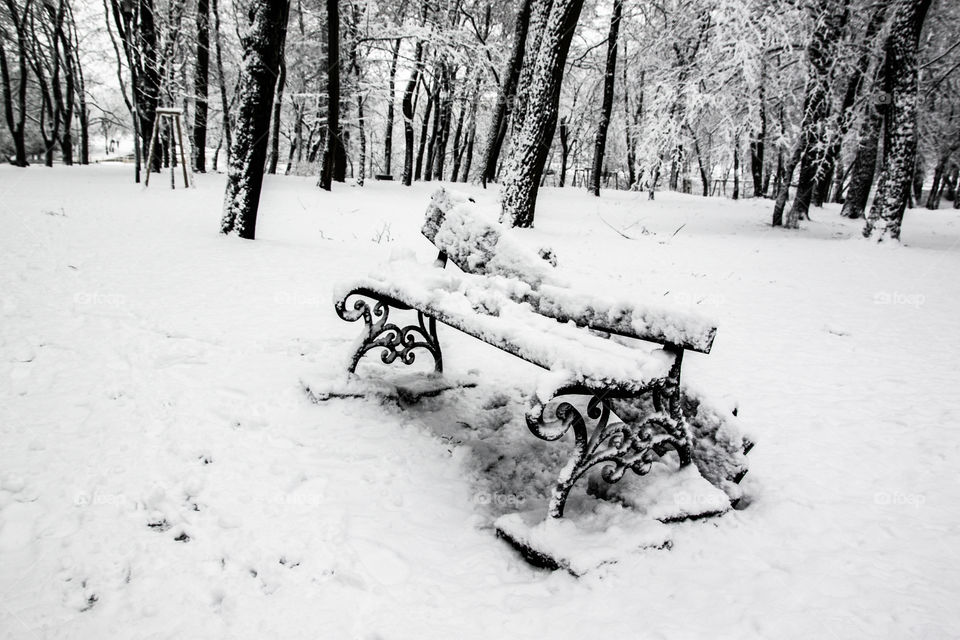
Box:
left=421, top=188, right=716, bottom=354
left=421, top=189, right=563, bottom=289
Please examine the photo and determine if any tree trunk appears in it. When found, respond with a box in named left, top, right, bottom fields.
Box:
left=842, top=99, right=884, bottom=218
left=346, top=3, right=364, bottom=186
left=911, top=155, right=923, bottom=204
left=449, top=91, right=468, bottom=182
left=75, top=84, right=88, bottom=165
left=266, top=53, right=286, bottom=174
left=813, top=142, right=838, bottom=206
left=383, top=38, right=401, bottom=176
left=773, top=145, right=802, bottom=226
left=139, top=0, right=161, bottom=173
left=461, top=102, right=477, bottom=183
left=590, top=0, right=621, bottom=197
left=864, top=0, right=933, bottom=241
left=786, top=0, right=847, bottom=225
left=669, top=146, right=681, bottom=191
left=267, top=0, right=294, bottom=175
left=831, top=152, right=847, bottom=203
left=622, top=45, right=636, bottom=187
left=193, top=0, right=210, bottom=172
left=401, top=4, right=429, bottom=186
left=356, top=93, right=366, bottom=186
left=697, top=151, right=709, bottom=196
left=285, top=100, right=303, bottom=174
left=625, top=66, right=643, bottom=189
left=511, top=0, right=553, bottom=138
left=733, top=138, right=740, bottom=200
left=55, top=0, right=76, bottom=166
left=481, top=0, right=533, bottom=185
left=401, top=42, right=423, bottom=186
left=65, top=3, right=89, bottom=165
left=559, top=116, right=569, bottom=186
left=829, top=0, right=890, bottom=203
left=750, top=85, right=765, bottom=196
left=432, top=67, right=455, bottom=181
left=319, top=0, right=342, bottom=190
left=221, top=0, right=289, bottom=239
left=0, top=0, right=30, bottom=167
left=925, top=155, right=946, bottom=209
left=212, top=0, right=231, bottom=167
left=424, top=77, right=441, bottom=181
left=943, top=163, right=958, bottom=201
left=500, top=0, right=585, bottom=227
left=415, top=80, right=434, bottom=181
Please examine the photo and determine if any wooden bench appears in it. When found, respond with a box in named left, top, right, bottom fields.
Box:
left=334, top=188, right=750, bottom=518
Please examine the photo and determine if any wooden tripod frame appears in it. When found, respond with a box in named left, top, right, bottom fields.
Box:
left=145, top=108, right=190, bottom=188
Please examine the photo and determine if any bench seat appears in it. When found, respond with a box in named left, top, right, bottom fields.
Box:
left=335, top=259, right=676, bottom=393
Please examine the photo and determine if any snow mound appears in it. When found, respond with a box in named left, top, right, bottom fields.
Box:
left=495, top=500, right=673, bottom=576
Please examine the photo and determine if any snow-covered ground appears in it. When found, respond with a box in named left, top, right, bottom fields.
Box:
left=1, top=164, right=958, bottom=638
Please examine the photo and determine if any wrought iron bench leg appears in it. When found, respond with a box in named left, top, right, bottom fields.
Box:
left=526, top=355, right=694, bottom=518
left=336, top=293, right=443, bottom=374
left=660, top=345, right=693, bottom=466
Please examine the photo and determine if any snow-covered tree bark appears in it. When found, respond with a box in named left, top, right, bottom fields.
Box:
left=511, top=0, right=553, bottom=138
left=863, top=0, right=933, bottom=241
left=500, top=0, right=585, bottom=227
left=220, top=0, right=289, bottom=239
left=590, top=0, right=622, bottom=197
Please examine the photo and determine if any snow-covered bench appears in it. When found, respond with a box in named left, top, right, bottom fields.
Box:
left=334, top=188, right=750, bottom=519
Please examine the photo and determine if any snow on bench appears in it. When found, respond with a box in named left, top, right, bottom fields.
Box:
left=421, top=188, right=717, bottom=353
left=333, top=188, right=750, bottom=525
left=334, top=259, right=675, bottom=394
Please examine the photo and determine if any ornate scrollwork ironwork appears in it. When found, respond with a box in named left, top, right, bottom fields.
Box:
left=336, top=291, right=443, bottom=373
left=526, top=378, right=693, bottom=518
